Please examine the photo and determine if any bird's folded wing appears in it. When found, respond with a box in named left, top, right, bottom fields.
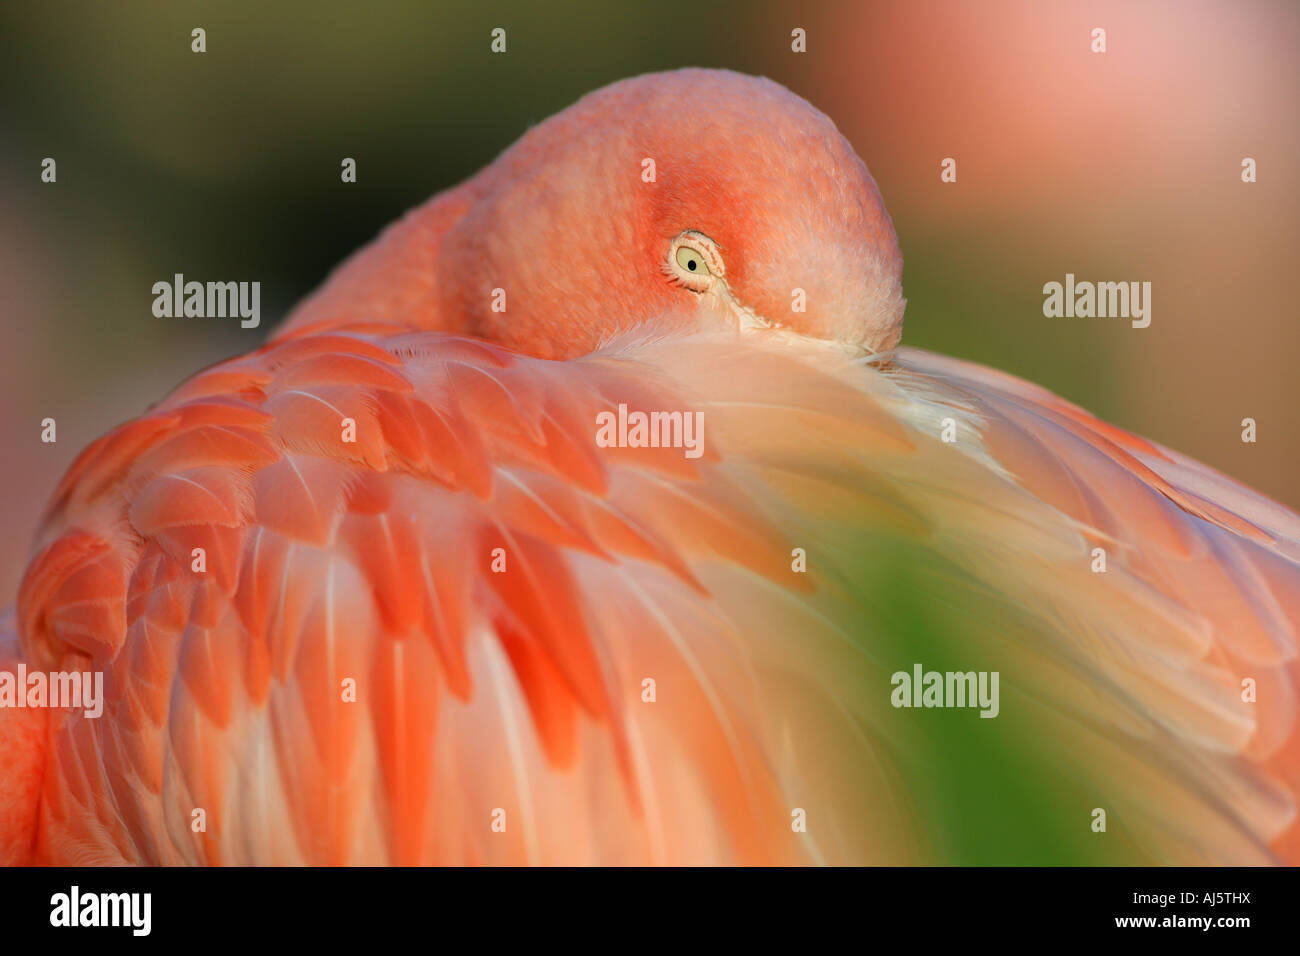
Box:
left=17, top=327, right=1299, bottom=864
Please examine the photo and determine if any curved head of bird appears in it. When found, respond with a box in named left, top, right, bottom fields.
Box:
left=286, top=69, right=906, bottom=359
left=446, top=69, right=906, bottom=358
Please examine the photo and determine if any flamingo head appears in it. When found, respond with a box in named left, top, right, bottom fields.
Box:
left=438, top=69, right=906, bottom=359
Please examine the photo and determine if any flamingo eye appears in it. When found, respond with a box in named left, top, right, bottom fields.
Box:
left=667, top=232, right=723, bottom=292
left=675, top=246, right=709, bottom=276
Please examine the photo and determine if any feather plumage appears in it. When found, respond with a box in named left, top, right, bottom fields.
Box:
left=11, top=325, right=1297, bottom=864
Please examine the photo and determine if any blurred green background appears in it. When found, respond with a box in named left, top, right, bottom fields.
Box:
left=1, top=0, right=1296, bottom=597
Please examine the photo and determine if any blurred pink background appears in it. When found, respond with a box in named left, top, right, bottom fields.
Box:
left=790, top=0, right=1298, bottom=506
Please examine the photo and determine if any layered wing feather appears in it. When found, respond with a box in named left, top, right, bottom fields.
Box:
left=16, top=326, right=1300, bottom=864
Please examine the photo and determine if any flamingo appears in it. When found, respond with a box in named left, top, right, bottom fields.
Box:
left=1, top=69, right=1296, bottom=865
